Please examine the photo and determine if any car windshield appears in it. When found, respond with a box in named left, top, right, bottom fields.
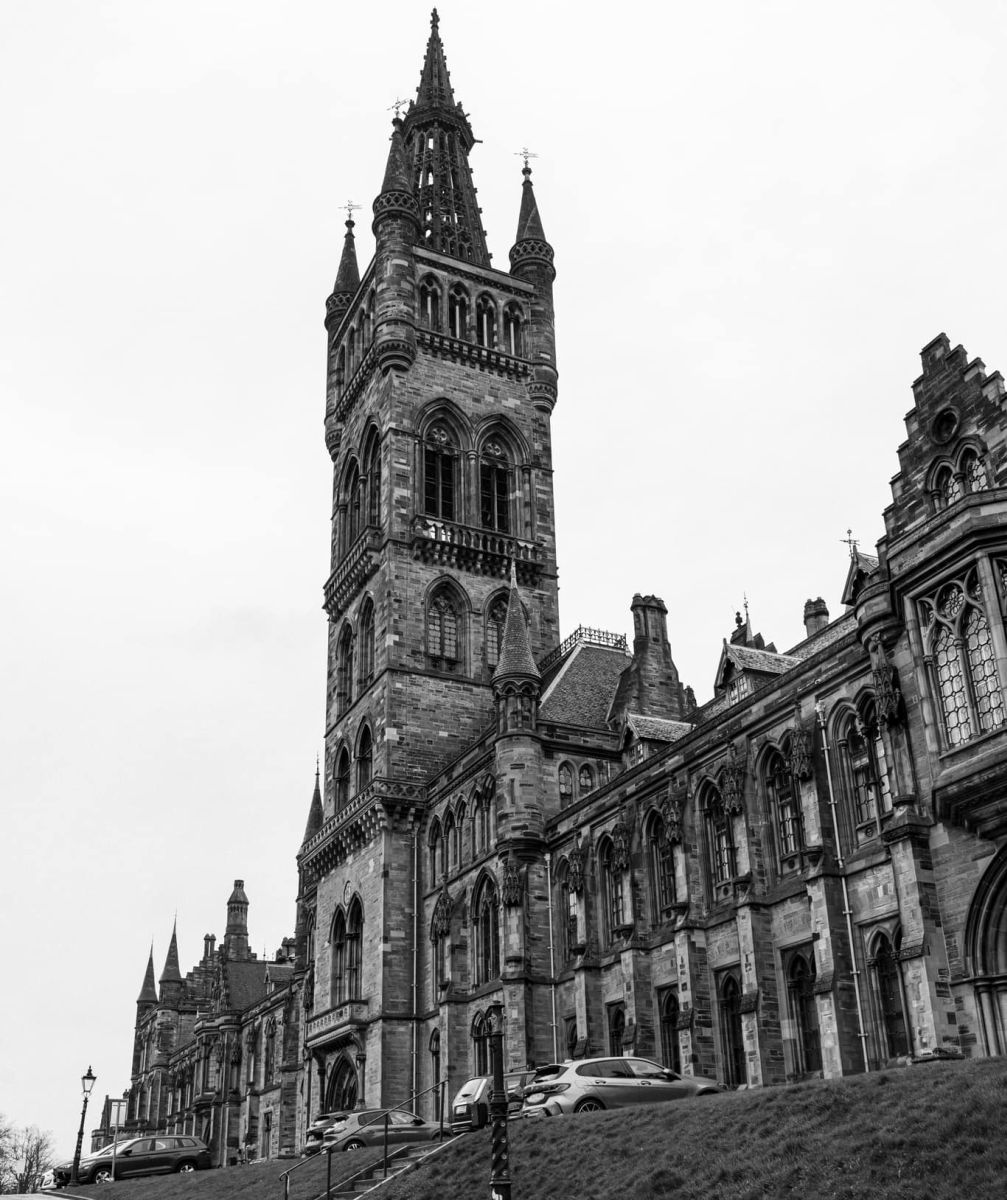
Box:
left=90, top=1138, right=144, bottom=1159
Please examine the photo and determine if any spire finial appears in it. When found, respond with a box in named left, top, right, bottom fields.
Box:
left=842, top=528, right=859, bottom=561
left=515, top=147, right=538, bottom=173
left=343, top=199, right=361, bottom=227
left=743, top=592, right=750, bottom=623
left=431, top=8, right=439, bottom=30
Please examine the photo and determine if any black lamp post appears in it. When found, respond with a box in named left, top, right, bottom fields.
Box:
left=486, top=1003, right=512, bottom=1200
left=69, top=1066, right=97, bottom=1187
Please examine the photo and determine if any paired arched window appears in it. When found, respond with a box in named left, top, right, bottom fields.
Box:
left=932, top=446, right=991, bottom=512
left=423, top=422, right=458, bottom=522
left=475, top=294, right=497, bottom=348
left=764, top=748, right=804, bottom=864
left=646, top=814, right=676, bottom=920
left=486, top=595, right=509, bottom=671
left=786, top=949, right=821, bottom=1074
left=598, top=838, right=626, bottom=941
left=503, top=303, right=522, bottom=356
left=472, top=878, right=500, bottom=984
left=703, top=784, right=736, bottom=885
left=428, top=584, right=463, bottom=672
left=919, top=568, right=1005, bottom=747
left=837, top=700, right=892, bottom=837
left=335, top=747, right=351, bottom=811
left=330, top=901, right=363, bottom=1005
left=558, top=763, right=574, bottom=807
left=358, top=599, right=375, bottom=689
left=336, top=624, right=354, bottom=717
left=479, top=438, right=512, bottom=533
left=448, top=284, right=469, bottom=340
left=419, top=276, right=441, bottom=330
left=356, top=725, right=373, bottom=793
left=868, top=929, right=909, bottom=1060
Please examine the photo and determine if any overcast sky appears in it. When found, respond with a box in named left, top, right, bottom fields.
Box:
left=3, top=0, right=1006, bottom=1156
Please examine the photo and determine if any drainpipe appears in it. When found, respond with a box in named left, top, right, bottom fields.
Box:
left=411, top=822, right=420, bottom=1103
left=816, top=702, right=871, bottom=1072
left=545, top=852, right=559, bottom=1062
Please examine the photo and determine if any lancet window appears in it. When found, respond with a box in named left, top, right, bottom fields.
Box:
left=419, top=276, right=441, bottom=330
left=423, top=423, right=457, bottom=522
left=475, top=294, right=497, bottom=348
left=427, top=585, right=462, bottom=672
left=448, top=284, right=469, bottom=340
left=479, top=440, right=511, bottom=533
left=503, top=303, right=522, bottom=356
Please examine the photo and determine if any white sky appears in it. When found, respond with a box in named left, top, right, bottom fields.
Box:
left=2, top=0, right=1005, bottom=1156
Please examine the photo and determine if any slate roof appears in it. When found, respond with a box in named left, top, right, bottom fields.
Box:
left=625, top=714, right=693, bottom=743
left=723, top=644, right=801, bottom=676
left=266, top=963, right=295, bottom=988
left=223, top=961, right=268, bottom=1013
left=540, top=643, right=630, bottom=729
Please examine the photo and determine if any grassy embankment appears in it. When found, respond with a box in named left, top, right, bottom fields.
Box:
left=70, top=1058, right=1007, bottom=1200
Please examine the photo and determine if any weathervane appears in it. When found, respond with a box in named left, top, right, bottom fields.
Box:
left=841, top=528, right=859, bottom=561
left=343, top=200, right=361, bottom=223
left=743, top=592, right=750, bottom=623
left=515, top=147, right=539, bottom=170
left=388, top=97, right=409, bottom=118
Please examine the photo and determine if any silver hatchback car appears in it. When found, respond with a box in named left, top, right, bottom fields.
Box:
left=521, top=1056, right=722, bottom=1116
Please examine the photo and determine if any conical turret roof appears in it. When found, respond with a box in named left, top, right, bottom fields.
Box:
left=137, top=947, right=158, bottom=1005
left=493, top=563, right=540, bottom=683
left=159, top=921, right=182, bottom=984
left=302, top=764, right=324, bottom=845
left=514, top=165, right=548, bottom=243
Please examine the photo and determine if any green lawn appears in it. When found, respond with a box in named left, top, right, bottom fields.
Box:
left=62, top=1059, right=1007, bottom=1200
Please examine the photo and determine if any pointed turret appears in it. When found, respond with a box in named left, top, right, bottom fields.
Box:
left=223, top=879, right=251, bottom=962
left=508, top=165, right=557, bottom=411
left=302, top=764, right=324, bottom=845
left=324, top=218, right=361, bottom=335
left=401, top=10, right=490, bottom=264
left=159, top=920, right=183, bottom=1008
left=493, top=564, right=540, bottom=685
left=137, top=947, right=158, bottom=1008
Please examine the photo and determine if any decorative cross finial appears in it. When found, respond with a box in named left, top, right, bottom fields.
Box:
left=841, top=528, right=859, bottom=561
left=430, top=7, right=439, bottom=30
left=343, top=200, right=361, bottom=224
left=388, top=97, right=409, bottom=118
left=515, top=147, right=539, bottom=171
left=743, top=592, right=750, bottom=623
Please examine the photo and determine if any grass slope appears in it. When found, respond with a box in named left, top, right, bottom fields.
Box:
left=381, top=1058, right=1007, bottom=1200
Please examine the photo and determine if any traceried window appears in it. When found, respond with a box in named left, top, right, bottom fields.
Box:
left=578, top=765, right=595, bottom=795
left=345, top=899, right=362, bottom=999
left=503, top=303, right=522, bottom=356
left=486, top=595, right=508, bottom=670
left=427, top=586, right=462, bottom=672
left=647, top=814, right=676, bottom=920
left=558, top=861, right=578, bottom=959
left=473, top=878, right=500, bottom=985
left=786, top=948, right=821, bottom=1074
left=448, top=284, right=469, bottom=340
left=839, top=701, right=892, bottom=832
left=423, top=423, right=457, bottom=522
left=764, top=749, right=803, bottom=862
left=336, top=624, right=354, bottom=717
left=419, top=276, right=441, bottom=330
left=356, top=724, right=373, bottom=793
left=558, top=763, right=574, bottom=807
left=479, top=441, right=511, bottom=533
left=475, top=294, right=497, bottom=348
left=598, top=838, right=625, bottom=940
left=358, top=599, right=375, bottom=689
left=335, top=747, right=350, bottom=811
left=961, top=449, right=989, bottom=492
left=869, top=929, right=910, bottom=1059
left=919, top=568, right=1005, bottom=747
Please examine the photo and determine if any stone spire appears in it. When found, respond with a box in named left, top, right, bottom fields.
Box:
left=510, top=164, right=555, bottom=277
left=137, top=946, right=158, bottom=1007
left=493, top=563, right=540, bottom=684
left=508, top=163, right=558, bottom=412
left=401, top=10, right=490, bottom=264
left=324, top=217, right=361, bottom=335
left=159, top=921, right=182, bottom=985
left=302, top=763, right=324, bottom=845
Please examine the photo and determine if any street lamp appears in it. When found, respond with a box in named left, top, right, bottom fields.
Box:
left=486, top=1003, right=512, bottom=1200
left=69, top=1067, right=97, bottom=1187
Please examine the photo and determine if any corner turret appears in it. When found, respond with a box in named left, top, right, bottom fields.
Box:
left=223, top=879, right=251, bottom=962
left=509, top=164, right=557, bottom=412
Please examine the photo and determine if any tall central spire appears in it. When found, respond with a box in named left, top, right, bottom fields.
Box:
left=401, top=10, right=490, bottom=266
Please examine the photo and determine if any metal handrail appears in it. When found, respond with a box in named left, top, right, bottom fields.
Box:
left=279, top=1077, right=449, bottom=1200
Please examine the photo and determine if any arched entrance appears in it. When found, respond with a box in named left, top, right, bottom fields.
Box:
left=324, top=1056, right=358, bottom=1113
left=719, top=973, right=745, bottom=1087
left=965, top=847, right=1007, bottom=1055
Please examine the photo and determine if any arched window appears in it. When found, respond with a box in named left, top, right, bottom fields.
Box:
left=565, top=1017, right=578, bottom=1060
left=704, top=784, right=736, bottom=885
left=658, top=991, right=681, bottom=1073
left=423, top=422, right=458, bottom=522
left=336, top=624, right=354, bottom=717
left=486, top=595, right=508, bottom=670
left=362, top=291, right=374, bottom=345
left=786, top=949, right=821, bottom=1074
left=475, top=294, right=497, bottom=348
left=558, top=763, right=574, bottom=807
left=961, top=448, right=989, bottom=493
left=578, top=765, right=594, bottom=795
left=358, top=599, right=375, bottom=689
left=324, top=1056, right=358, bottom=1113
left=419, top=276, right=441, bottom=330
left=429, top=819, right=442, bottom=880
left=764, top=749, right=803, bottom=864
left=455, top=800, right=468, bottom=863
left=343, top=460, right=362, bottom=553
left=607, top=1004, right=626, bottom=1056
left=503, top=303, right=522, bottom=356
left=558, top=861, right=578, bottom=960
left=330, top=910, right=346, bottom=1004
left=347, top=326, right=357, bottom=376
left=356, top=725, right=373, bottom=793
left=473, top=878, right=500, bottom=985
left=920, top=570, right=1005, bottom=747
left=647, top=814, right=676, bottom=920
left=427, top=585, right=463, bottom=672
left=471, top=1013, right=489, bottom=1075
left=839, top=701, right=892, bottom=834
left=475, top=786, right=492, bottom=853
left=345, top=899, right=363, bottom=999
left=720, top=973, right=746, bottom=1086
left=479, top=440, right=511, bottom=533
left=598, top=838, right=625, bottom=940
left=363, top=435, right=381, bottom=528
left=933, top=463, right=962, bottom=510
left=870, top=930, right=909, bottom=1059
left=448, top=284, right=469, bottom=340
left=444, top=811, right=457, bottom=872
left=335, top=747, right=351, bottom=812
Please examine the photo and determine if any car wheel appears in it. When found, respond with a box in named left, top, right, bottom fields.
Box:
left=573, top=1098, right=605, bottom=1113
left=343, top=1140, right=366, bottom=1152
left=175, top=1161, right=197, bottom=1173
left=93, top=1168, right=114, bottom=1184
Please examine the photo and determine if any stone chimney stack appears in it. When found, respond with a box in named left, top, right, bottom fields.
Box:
left=803, top=597, right=830, bottom=637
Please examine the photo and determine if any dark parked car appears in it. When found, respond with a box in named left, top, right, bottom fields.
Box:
left=320, top=1109, right=440, bottom=1152
left=303, top=1112, right=350, bottom=1156
left=521, top=1056, right=723, bottom=1116
left=52, top=1136, right=211, bottom=1185
left=450, top=1071, right=535, bottom=1133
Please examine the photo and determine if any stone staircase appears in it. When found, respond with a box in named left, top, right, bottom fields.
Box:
left=319, top=1137, right=458, bottom=1198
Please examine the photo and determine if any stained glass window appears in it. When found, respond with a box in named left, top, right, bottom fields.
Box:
left=934, top=624, right=971, bottom=745
left=965, top=607, right=1005, bottom=733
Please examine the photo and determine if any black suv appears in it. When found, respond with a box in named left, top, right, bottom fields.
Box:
left=53, top=1136, right=211, bottom=1185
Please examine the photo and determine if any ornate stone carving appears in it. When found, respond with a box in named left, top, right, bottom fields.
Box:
left=501, top=856, right=523, bottom=908
left=787, top=721, right=814, bottom=781
left=568, top=839, right=586, bottom=894
left=432, top=882, right=452, bottom=940
left=611, top=811, right=632, bottom=871
left=660, top=784, right=687, bottom=844
left=721, top=745, right=747, bottom=815
left=869, top=634, right=904, bottom=725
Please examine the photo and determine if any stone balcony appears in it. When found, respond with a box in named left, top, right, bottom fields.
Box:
left=410, top=516, right=543, bottom=585
left=299, top=776, right=427, bottom=878
left=323, top=526, right=381, bottom=621
left=306, top=1000, right=370, bottom=1048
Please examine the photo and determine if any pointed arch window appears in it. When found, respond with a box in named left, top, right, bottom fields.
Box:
left=363, top=437, right=381, bottom=528
left=427, top=585, right=463, bottom=672
left=704, top=784, right=736, bottom=885
left=558, top=763, right=574, bottom=807
left=448, top=284, right=469, bottom=340
left=358, top=600, right=375, bottom=689
left=423, top=423, right=457, bottom=522
left=719, top=971, right=746, bottom=1087
left=429, top=819, right=442, bottom=881
left=658, top=991, right=681, bottom=1073
left=764, top=749, right=804, bottom=863
left=839, top=701, right=892, bottom=834
left=356, top=725, right=373, bottom=793
left=961, top=448, right=989, bottom=493
left=869, top=929, right=910, bottom=1059
left=419, top=276, right=441, bottom=331
left=607, top=1004, right=627, bottom=1056
left=475, top=295, right=497, bottom=348
left=479, top=440, right=511, bottom=533
left=455, top=800, right=468, bottom=863
left=786, top=948, right=821, bottom=1074
left=486, top=595, right=509, bottom=670
left=471, top=1013, right=489, bottom=1075
left=330, top=910, right=347, bottom=1005
left=345, top=899, right=363, bottom=1000
left=444, top=810, right=457, bottom=872
left=558, top=862, right=579, bottom=960
left=647, top=814, right=676, bottom=920
left=473, top=879, right=500, bottom=985
left=578, top=765, right=595, bottom=796
left=599, top=838, right=626, bottom=941
left=336, top=625, right=354, bottom=717
left=335, top=747, right=351, bottom=812
left=920, top=569, right=1005, bottom=747
left=503, top=303, right=522, bottom=356
left=342, top=460, right=362, bottom=555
